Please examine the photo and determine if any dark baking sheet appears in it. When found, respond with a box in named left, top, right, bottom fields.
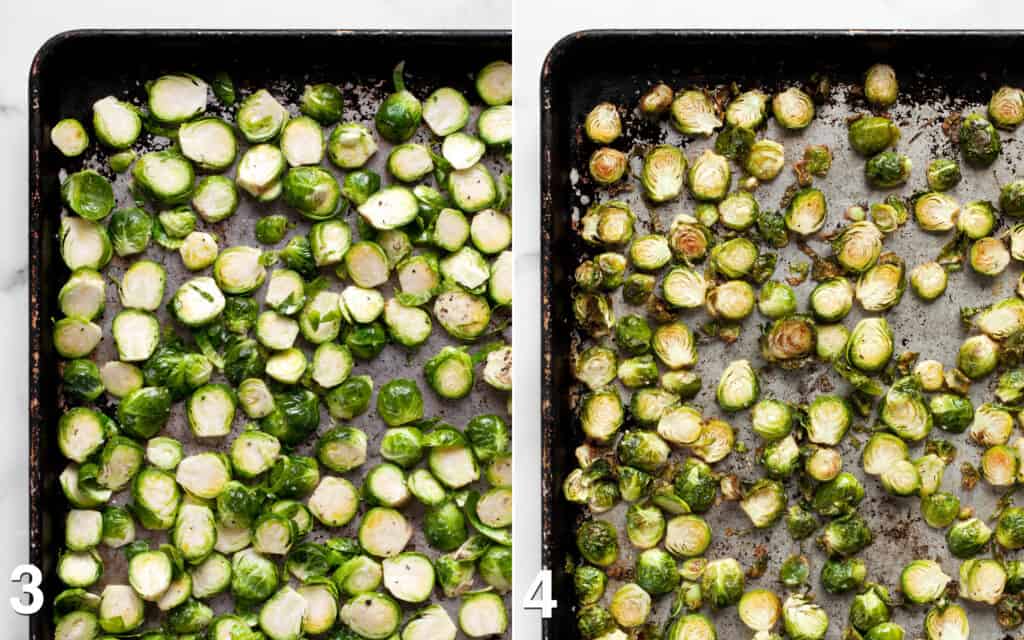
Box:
left=30, top=29, right=511, bottom=638
left=541, top=30, right=1024, bottom=639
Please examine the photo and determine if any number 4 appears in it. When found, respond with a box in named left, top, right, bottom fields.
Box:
left=522, top=569, right=557, bottom=618
left=10, top=565, right=43, bottom=616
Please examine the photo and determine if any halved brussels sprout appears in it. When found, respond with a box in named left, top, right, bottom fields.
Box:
left=909, top=261, right=948, bottom=301
left=671, top=90, right=721, bottom=136
left=716, top=359, right=759, bottom=411
left=927, top=158, right=962, bottom=191
left=832, top=221, right=883, bottom=273
left=969, top=236, right=1010, bottom=276
left=584, top=102, right=621, bottom=144
left=741, top=479, right=786, bottom=528
left=772, top=87, right=815, bottom=130
left=92, top=96, right=141, bottom=149
left=589, top=147, right=627, bottom=184
left=960, top=113, right=1001, bottom=166
left=761, top=316, right=816, bottom=366
left=745, top=139, right=785, bottom=181
left=688, top=150, right=731, bottom=201
left=641, top=145, right=686, bottom=202
left=706, top=280, right=755, bottom=321
left=662, top=266, right=707, bottom=309
left=785, top=188, right=827, bottom=236
left=960, top=558, right=1006, bottom=605
left=702, top=557, right=745, bottom=609
left=758, top=281, right=797, bottom=319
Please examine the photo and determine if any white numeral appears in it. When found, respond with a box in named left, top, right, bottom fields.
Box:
left=522, top=569, right=557, bottom=618
left=10, top=564, right=43, bottom=615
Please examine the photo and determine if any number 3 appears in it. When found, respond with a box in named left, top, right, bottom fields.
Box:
left=10, top=565, right=43, bottom=615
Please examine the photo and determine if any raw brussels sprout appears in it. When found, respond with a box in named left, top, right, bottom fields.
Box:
left=108, top=207, right=153, bottom=257
left=960, top=113, right=1001, bottom=166
left=62, top=170, right=114, bottom=221
left=465, top=415, right=510, bottom=463
left=377, top=379, right=424, bottom=427
left=60, top=216, right=112, bottom=271
left=375, top=62, right=422, bottom=143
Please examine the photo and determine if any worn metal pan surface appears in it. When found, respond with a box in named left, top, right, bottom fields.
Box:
left=542, top=30, right=1024, bottom=640
left=30, top=29, right=511, bottom=639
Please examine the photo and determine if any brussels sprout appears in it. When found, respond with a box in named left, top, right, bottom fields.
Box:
left=745, top=139, right=786, bottom=181
left=820, top=557, right=867, bottom=594
left=847, top=317, right=893, bottom=372
left=670, top=90, right=721, bottom=136
left=60, top=216, right=112, bottom=271
left=918, top=491, right=960, bottom=530
left=688, top=149, right=731, bottom=201
left=784, top=188, right=827, bottom=236
left=613, top=430, right=667, bottom=474
left=713, top=359, right=758, bottom=411
left=106, top=207, right=154, bottom=257
left=618, top=501, right=662, bottom=547
left=947, top=517, right=992, bottom=558
left=627, top=236, right=670, bottom=273
left=807, top=279, right=851, bottom=322
left=576, top=519, right=618, bottom=567
left=588, top=147, right=627, bottom=185
left=374, top=378, right=423, bottom=427
left=640, top=145, right=686, bottom=202
left=721, top=90, right=767, bottom=130
left=698, top=557, right=743, bottom=609
left=584, top=102, right=621, bottom=143
left=805, top=447, right=842, bottom=482
left=581, top=201, right=635, bottom=246
left=715, top=124, right=755, bottom=160
left=924, top=603, right=968, bottom=640
left=755, top=281, right=796, bottom=319
left=908, top=261, right=947, bottom=301
left=849, top=116, right=900, bottom=155
left=761, top=316, right=816, bottom=366
left=325, top=375, right=373, bottom=420
left=969, top=236, right=1010, bottom=276
left=637, top=82, right=673, bottom=117
left=864, top=63, right=898, bottom=106
left=740, top=479, right=786, bottom=528
left=373, top=62, right=422, bottom=144
left=736, top=588, right=781, bottom=632
left=986, top=85, right=1024, bottom=130
left=92, top=95, right=141, bottom=149
left=748, top=400, right=793, bottom=443
left=61, top=359, right=104, bottom=403
left=960, top=113, right=1002, bottom=166
left=818, top=514, right=872, bottom=558
left=997, top=506, right=1024, bottom=549
left=866, top=151, right=911, bottom=188
left=982, top=444, right=1018, bottom=487
left=631, top=548, right=678, bottom=597
left=60, top=267, right=105, bottom=320
left=773, top=87, right=815, bottom=130
left=711, top=237, right=758, bottom=279
left=956, top=333, right=999, bottom=380
left=51, top=117, right=90, bottom=158
left=61, top=170, right=114, bottom=222
left=926, top=158, right=962, bottom=191
left=780, top=594, right=828, bottom=640
left=666, top=614, right=717, bottom=640
left=960, top=558, right=1006, bottom=605
left=659, top=463, right=709, bottom=517
left=812, top=472, right=864, bottom=517
left=861, top=432, right=908, bottom=476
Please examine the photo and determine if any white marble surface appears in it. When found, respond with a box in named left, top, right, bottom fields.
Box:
left=0, top=1, right=510, bottom=635
left=512, top=2, right=1024, bottom=638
